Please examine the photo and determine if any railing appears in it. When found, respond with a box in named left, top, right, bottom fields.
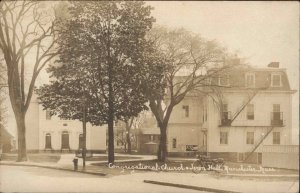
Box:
left=262, top=145, right=299, bottom=153
left=270, top=112, right=284, bottom=126
left=221, top=111, right=231, bottom=126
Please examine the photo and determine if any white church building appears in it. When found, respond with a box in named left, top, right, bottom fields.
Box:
left=23, top=95, right=107, bottom=153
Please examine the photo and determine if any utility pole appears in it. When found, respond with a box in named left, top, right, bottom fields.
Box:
left=82, top=97, right=87, bottom=169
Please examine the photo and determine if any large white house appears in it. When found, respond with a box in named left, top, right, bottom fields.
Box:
left=166, top=62, right=297, bottom=163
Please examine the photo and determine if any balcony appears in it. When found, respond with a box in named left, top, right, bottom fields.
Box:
left=270, top=112, right=284, bottom=127
left=220, top=111, right=231, bottom=126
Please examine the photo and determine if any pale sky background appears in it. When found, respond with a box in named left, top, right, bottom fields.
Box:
left=6, top=1, right=299, bottom=138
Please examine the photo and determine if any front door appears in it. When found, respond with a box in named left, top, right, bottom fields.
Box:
left=78, top=134, right=83, bottom=149
left=45, top=133, right=52, bottom=149
left=61, top=131, right=70, bottom=149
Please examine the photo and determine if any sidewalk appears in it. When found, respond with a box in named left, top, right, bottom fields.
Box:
left=0, top=160, right=107, bottom=176
left=0, top=153, right=157, bottom=177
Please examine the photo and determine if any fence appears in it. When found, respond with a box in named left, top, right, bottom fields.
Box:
left=262, top=145, right=299, bottom=170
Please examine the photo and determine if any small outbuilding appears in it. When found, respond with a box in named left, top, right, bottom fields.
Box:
left=0, top=124, right=14, bottom=153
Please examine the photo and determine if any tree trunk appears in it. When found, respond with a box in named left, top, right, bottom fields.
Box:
left=161, top=127, right=168, bottom=162
left=124, top=138, right=127, bottom=153
left=108, top=117, right=114, bottom=163
left=107, top=64, right=114, bottom=163
left=107, top=21, right=114, bottom=164
left=8, top=68, right=28, bottom=162
left=16, top=112, right=27, bottom=162
left=157, top=125, right=167, bottom=162
left=125, top=121, right=132, bottom=154
left=155, top=104, right=174, bottom=163
left=157, top=139, right=162, bottom=161
left=126, top=132, right=131, bottom=154
left=82, top=104, right=87, bottom=169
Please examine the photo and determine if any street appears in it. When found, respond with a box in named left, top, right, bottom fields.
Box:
left=0, top=165, right=203, bottom=192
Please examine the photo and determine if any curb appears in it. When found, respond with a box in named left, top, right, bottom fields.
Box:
left=144, top=180, right=241, bottom=193
left=221, top=173, right=299, bottom=178
left=0, top=162, right=107, bottom=176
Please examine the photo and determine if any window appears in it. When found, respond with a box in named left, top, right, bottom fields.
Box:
left=273, top=132, right=280, bottom=144
left=220, top=132, right=228, bottom=144
left=222, top=104, right=229, bottom=120
left=247, top=104, right=254, bottom=120
left=46, top=110, right=51, bottom=120
left=219, top=75, right=229, bottom=86
left=273, top=104, right=280, bottom=112
left=271, top=74, right=281, bottom=87
left=45, top=133, right=52, bottom=149
left=78, top=134, right=83, bottom=149
left=172, top=138, right=177, bottom=148
left=150, top=135, right=154, bottom=141
left=182, top=105, right=189, bottom=118
left=246, top=132, right=254, bottom=144
left=245, top=73, right=255, bottom=87
left=272, top=104, right=281, bottom=121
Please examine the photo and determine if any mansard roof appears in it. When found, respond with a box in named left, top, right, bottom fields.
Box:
left=209, top=65, right=292, bottom=91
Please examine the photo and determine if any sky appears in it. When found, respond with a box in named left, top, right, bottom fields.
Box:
left=147, top=1, right=298, bottom=82
left=6, top=1, right=299, bottom=136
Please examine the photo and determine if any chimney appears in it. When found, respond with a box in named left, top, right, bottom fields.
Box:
left=268, top=62, right=280, bottom=68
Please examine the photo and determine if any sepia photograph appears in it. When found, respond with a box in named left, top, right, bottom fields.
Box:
left=0, top=1, right=299, bottom=192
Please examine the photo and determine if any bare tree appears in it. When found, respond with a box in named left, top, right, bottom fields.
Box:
left=0, top=1, right=58, bottom=161
left=124, top=113, right=147, bottom=154
left=114, top=113, right=146, bottom=154
left=143, top=26, right=238, bottom=162
left=0, top=56, right=8, bottom=127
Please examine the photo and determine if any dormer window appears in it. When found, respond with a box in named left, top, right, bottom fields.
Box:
left=245, top=73, right=255, bottom=87
left=218, top=75, right=229, bottom=86
left=271, top=74, right=282, bottom=87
